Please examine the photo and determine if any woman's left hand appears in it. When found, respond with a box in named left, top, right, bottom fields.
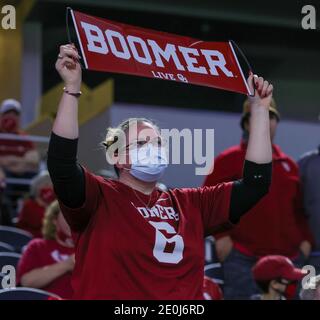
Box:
left=247, top=73, right=273, bottom=109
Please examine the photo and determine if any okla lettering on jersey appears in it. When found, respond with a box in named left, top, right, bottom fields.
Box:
left=68, top=8, right=252, bottom=95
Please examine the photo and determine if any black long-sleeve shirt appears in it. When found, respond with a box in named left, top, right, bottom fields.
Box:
left=47, top=132, right=272, bottom=224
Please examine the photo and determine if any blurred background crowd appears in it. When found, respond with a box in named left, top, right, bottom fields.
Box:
left=0, top=0, right=319, bottom=300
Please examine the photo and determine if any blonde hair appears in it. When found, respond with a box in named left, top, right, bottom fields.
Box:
left=42, top=200, right=60, bottom=240
left=102, top=118, right=159, bottom=176
left=102, top=117, right=159, bottom=150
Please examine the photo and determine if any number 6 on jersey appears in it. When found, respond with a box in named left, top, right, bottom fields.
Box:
left=149, top=221, right=184, bottom=264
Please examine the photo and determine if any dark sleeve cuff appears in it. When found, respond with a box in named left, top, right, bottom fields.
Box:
left=229, top=160, right=272, bottom=224
left=48, top=132, right=78, bottom=160
left=243, top=160, right=272, bottom=187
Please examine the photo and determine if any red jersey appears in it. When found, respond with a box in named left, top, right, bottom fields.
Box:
left=16, top=238, right=74, bottom=299
left=59, top=168, right=233, bottom=299
left=203, top=141, right=314, bottom=257
left=17, top=199, right=45, bottom=238
left=0, top=131, right=35, bottom=157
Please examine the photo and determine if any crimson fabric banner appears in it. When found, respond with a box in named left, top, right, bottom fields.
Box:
left=69, top=9, right=252, bottom=95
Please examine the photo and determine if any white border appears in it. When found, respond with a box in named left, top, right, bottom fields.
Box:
left=228, top=41, right=252, bottom=96
left=70, top=9, right=89, bottom=69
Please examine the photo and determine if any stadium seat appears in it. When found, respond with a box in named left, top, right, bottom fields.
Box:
left=0, top=287, right=61, bottom=300
left=0, top=241, right=15, bottom=252
left=0, top=226, right=32, bottom=252
left=0, top=252, right=21, bottom=269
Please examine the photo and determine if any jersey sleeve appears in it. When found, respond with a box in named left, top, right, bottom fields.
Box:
left=193, top=182, right=234, bottom=236
left=57, top=167, right=102, bottom=232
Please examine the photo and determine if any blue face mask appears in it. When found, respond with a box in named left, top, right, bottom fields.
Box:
left=129, top=144, right=168, bottom=182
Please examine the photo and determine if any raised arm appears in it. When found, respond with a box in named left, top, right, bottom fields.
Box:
left=53, top=44, right=82, bottom=138
left=47, top=44, right=85, bottom=210
left=228, top=74, right=273, bottom=224
left=245, top=73, right=273, bottom=164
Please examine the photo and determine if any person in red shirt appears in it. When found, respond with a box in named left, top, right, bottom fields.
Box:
left=251, top=255, right=306, bottom=300
left=46, top=44, right=273, bottom=299
left=16, top=200, right=74, bottom=299
left=203, top=99, right=313, bottom=299
left=0, top=99, right=40, bottom=208
left=0, top=99, right=40, bottom=174
left=17, top=171, right=56, bottom=237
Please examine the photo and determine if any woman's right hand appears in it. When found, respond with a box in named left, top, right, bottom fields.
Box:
left=215, top=236, right=233, bottom=262
left=55, top=44, right=82, bottom=92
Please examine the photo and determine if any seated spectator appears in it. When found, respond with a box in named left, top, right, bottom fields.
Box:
left=16, top=200, right=74, bottom=299
left=17, top=171, right=56, bottom=237
left=203, top=276, right=223, bottom=300
left=300, top=275, right=320, bottom=300
left=0, top=99, right=40, bottom=173
left=0, top=99, right=40, bottom=207
left=251, top=255, right=306, bottom=300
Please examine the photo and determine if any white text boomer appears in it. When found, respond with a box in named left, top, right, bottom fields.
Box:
left=80, top=21, right=234, bottom=78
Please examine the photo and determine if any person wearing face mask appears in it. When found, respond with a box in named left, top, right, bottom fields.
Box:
left=46, top=43, right=273, bottom=299
left=0, top=99, right=40, bottom=210
left=251, top=255, right=306, bottom=300
left=0, top=99, right=40, bottom=174
left=17, top=171, right=56, bottom=237
left=16, top=200, right=74, bottom=299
